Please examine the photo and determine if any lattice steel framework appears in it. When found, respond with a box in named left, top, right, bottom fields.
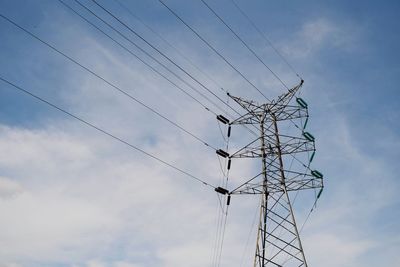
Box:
left=218, top=80, right=323, bottom=267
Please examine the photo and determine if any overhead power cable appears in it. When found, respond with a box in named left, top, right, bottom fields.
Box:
left=0, top=76, right=215, bottom=189
left=0, top=13, right=216, bottom=151
left=212, top=101, right=231, bottom=267
left=158, top=0, right=270, bottom=101
left=200, top=0, right=289, bottom=90
left=84, top=0, right=258, bottom=137
left=71, top=0, right=231, bottom=119
left=216, top=203, right=229, bottom=267
left=229, top=0, right=302, bottom=80
left=89, top=0, right=248, bottom=120
left=59, top=1, right=254, bottom=139
left=58, top=0, right=216, bottom=117
left=112, top=0, right=226, bottom=92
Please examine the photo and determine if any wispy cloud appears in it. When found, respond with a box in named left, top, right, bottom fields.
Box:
left=282, top=18, right=362, bottom=58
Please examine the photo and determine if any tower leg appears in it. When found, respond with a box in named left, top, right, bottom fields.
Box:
left=253, top=191, right=307, bottom=267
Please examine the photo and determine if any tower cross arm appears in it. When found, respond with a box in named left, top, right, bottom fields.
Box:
left=227, top=92, right=265, bottom=115
left=268, top=80, right=304, bottom=113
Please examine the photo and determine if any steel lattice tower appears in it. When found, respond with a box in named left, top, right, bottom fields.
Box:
left=215, top=80, right=324, bottom=267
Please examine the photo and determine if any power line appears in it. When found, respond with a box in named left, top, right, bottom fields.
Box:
left=0, top=12, right=217, bottom=151
left=72, top=0, right=232, bottom=119
left=229, top=0, right=302, bottom=80
left=59, top=0, right=227, bottom=120
left=158, top=0, right=270, bottom=101
left=60, top=0, right=255, bottom=139
left=200, top=0, right=289, bottom=90
left=75, top=0, right=258, bottom=137
left=84, top=0, right=259, bottom=138
left=211, top=194, right=225, bottom=267
left=0, top=76, right=215, bottom=189
left=212, top=104, right=231, bottom=267
left=113, top=0, right=226, bottom=92
left=239, top=197, right=261, bottom=267
left=89, top=0, right=248, bottom=120
left=216, top=203, right=229, bottom=267
left=58, top=0, right=216, bottom=117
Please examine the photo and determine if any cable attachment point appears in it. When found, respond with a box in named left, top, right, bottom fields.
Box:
left=217, top=114, right=230, bottom=124
left=302, top=131, right=315, bottom=142
left=215, top=186, right=229, bottom=195
left=311, top=170, right=323, bottom=179
left=296, top=97, right=308, bottom=109
left=216, top=149, right=229, bottom=158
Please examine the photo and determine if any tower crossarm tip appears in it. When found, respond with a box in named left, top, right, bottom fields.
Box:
left=270, top=80, right=305, bottom=108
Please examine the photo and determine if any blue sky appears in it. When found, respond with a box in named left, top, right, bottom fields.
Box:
left=0, top=0, right=399, bottom=266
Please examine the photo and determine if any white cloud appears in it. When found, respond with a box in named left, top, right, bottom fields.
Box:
left=0, top=177, right=22, bottom=199
left=112, top=262, right=143, bottom=267
left=306, top=233, right=374, bottom=267
left=0, top=263, right=23, bottom=267
left=0, top=125, right=94, bottom=175
left=0, top=122, right=220, bottom=266
left=0, top=188, right=122, bottom=262
left=282, top=18, right=361, bottom=58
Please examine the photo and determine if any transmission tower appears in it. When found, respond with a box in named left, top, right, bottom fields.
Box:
left=215, top=80, right=324, bottom=267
